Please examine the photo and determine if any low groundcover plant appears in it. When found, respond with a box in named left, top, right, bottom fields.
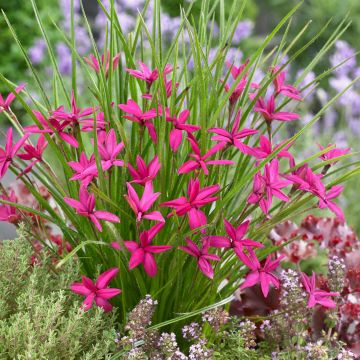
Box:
left=0, top=0, right=360, bottom=356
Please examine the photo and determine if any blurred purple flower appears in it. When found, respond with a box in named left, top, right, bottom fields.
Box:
left=233, top=20, right=253, bottom=45
left=56, top=43, right=72, bottom=75
left=330, top=40, right=356, bottom=75
left=29, top=39, right=46, bottom=65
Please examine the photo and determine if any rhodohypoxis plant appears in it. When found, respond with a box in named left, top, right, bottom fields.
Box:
left=0, top=0, right=359, bottom=334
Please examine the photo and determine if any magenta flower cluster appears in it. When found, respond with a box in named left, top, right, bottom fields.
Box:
left=0, top=56, right=348, bottom=313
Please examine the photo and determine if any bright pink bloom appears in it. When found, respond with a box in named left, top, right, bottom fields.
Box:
left=80, top=111, right=108, bottom=134
left=0, top=128, right=29, bottom=179
left=125, top=182, right=164, bottom=222
left=97, top=129, right=125, bottom=171
left=254, top=95, right=300, bottom=122
left=318, top=185, right=345, bottom=221
left=250, top=135, right=294, bottom=166
left=83, top=51, right=120, bottom=78
left=128, top=155, right=161, bottom=186
left=271, top=66, right=302, bottom=101
left=70, top=268, right=121, bottom=312
left=208, top=110, right=258, bottom=154
left=68, top=152, right=98, bottom=187
left=0, top=84, right=25, bottom=113
left=223, top=61, right=248, bottom=104
left=161, top=178, right=220, bottom=232
left=178, top=137, right=233, bottom=175
left=286, top=166, right=345, bottom=220
left=318, top=144, right=351, bottom=165
left=0, top=190, right=21, bottom=223
left=124, top=223, right=171, bottom=277
left=52, top=91, right=94, bottom=124
left=24, top=110, right=79, bottom=148
left=17, top=135, right=48, bottom=175
left=164, top=75, right=179, bottom=98
left=179, top=237, right=220, bottom=279
left=118, top=99, right=158, bottom=143
left=239, top=249, right=284, bottom=297
left=64, top=187, right=120, bottom=232
left=126, top=62, right=172, bottom=87
left=247, top=160, right=291, bottom=215
left=165, top=109, right=200, bottom=152
left=300, top=272, right=339, bottom=308
left=206, top=219, right=264, bottom=257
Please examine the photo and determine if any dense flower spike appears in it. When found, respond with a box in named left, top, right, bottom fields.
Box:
left=178, top=137, right=233, bottom=175
left=64, top=187, right=120, bottom=231
left=206, top=219, right=264, bottom=257
left=165, top=109, right=200, bottom=152
left=0, top=84, right=25, bottom=113
left=126, top=62, right=173, bottom=91
left=0, top=128, right=29, bottom=179
left=128, top=155, right=161, bottom=186
left=70, top=268, right=121, bottom=312
left=118, top=99, right=159, bottom=143
left=124, top=223, right=171, bottom=277
left=83, top=51, right=120, bottom=78
left=271, top=65, right=302, bottom=101
left=208, top=111, right=258, bottom=154
left=161, top=178, right=220, bottom=232
left=125, top=182, right=164, bottom=222
left=97, top=129, right=125, bottom=171
left=300, top=272, right=339, bottom=308
left=0, top=190, right=20, bottom=223
left=17, top=135, right=48, bottom=176
left=68, top=152, right=98, bottom=187
left=24, top=110, right=79, bottom=148
left=247, top=159, right=291, bottom=215
left=179, top=238, right=220, bottom=279
left=254, top=95, right=300, bottom=122
left=239, top=249, right=285, bottom=297
left=52, top=91, right=94, bottom=124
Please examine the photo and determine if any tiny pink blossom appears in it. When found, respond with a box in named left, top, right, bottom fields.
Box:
left=250, top=135, right=294, bottom=166
left=0, top=190, right=21, bottom=223
left=125, top=182, right=164, bottom=223
left=97, top=129, right=125, bottom=171
left=271, top=66, right=302, bottom=101
left=165, top=109, right=200, bottom=152
left=247, top=159, right=291, bottom=215
left=239, top=249, right=285, bottom=297
left=128, top=155, right=161, bottom=186
left=24, top=110, right=79, bottom=148
left=318, top=144, right=351, bottom=166
left=0, top=128, right=29, bottom=179
left=118, top=99, right=158, bottom=143
left=68, top=152, right=98, bottom=187
left=64, top=187, right=120, bottom=232
left=126, top=62, right=172, bottom=87
left=179, top=237, right=220, bottom=279
left=254, top=95, right=300, bottom=122
left=208, top=110, right=258, bottom=154
left=124, top=223, right=171, bottom=277
left=178, top=137, right=233, bottom=175
left=0, top=84, right=25, bottom=113
left=83, top=51, right=120, bottom=78
left=80, top=112, right=108, bottom=135
left=70, top=268, right=121, bottom=312
left=161, top=178, right=220, bottom=233
left=205, top=219, right=264, bottom=257
left=300, top=272, right=339, bottom=308
left=17, top=135, right=48, bottom=176
left=52, top=91, right=94, bottom=124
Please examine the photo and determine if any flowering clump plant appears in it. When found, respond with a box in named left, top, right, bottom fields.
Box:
left=0, top=0, right=359, bottom=343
